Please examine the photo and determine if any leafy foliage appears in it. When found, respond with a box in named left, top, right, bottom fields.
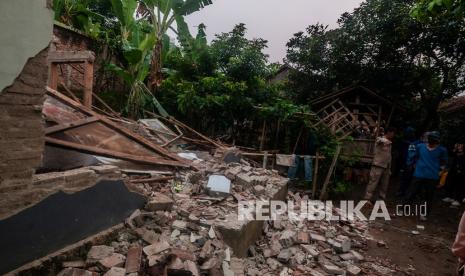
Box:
left=412, top=0, right=465, bottom=20
left=286, top=0, right=465, bottom=131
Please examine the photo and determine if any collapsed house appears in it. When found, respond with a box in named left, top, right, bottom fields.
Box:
left=0, top=1, right=411, bottom=275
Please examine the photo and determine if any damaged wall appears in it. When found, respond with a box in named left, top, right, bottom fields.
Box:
left=0, top=0, right=53, bottom=91
left=0, top=0, right=53, bottom=219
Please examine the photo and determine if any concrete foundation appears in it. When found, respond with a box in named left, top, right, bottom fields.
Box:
left=215, top=180, right=288, bottom=257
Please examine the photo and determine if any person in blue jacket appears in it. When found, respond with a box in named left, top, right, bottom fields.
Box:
left=402, top=131, right=448, bottom=221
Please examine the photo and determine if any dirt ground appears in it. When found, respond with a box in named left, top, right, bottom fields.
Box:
left=355, top=177, right=463, bottom=276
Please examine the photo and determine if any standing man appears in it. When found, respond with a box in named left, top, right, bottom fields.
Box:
left=364, top=128, right=396, bottom=203
left=397, top=127, right=421, bottom=197
left=403, top=131, right=448, bottom=221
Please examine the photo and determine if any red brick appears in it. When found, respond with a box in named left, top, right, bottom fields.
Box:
left=125, top=246, right=142, bottom=273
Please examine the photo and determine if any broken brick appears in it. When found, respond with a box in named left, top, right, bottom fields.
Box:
left=99, top=253, right=126, bottom=269
left=146, top=193, right=174, bottom=211
left=125, top=246, right=142, bottom=274
left=296, top=231, right=309, bottom=244
left=143, top=240, right=170, bottom=256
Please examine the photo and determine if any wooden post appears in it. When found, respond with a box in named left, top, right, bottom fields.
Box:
left=263, top=151, right=268, bottom=169
left=49, top=63, right=58, bottom=90
left=259, top=120, right=267, bottom=151
left=83, top=60, right=94, bottom=108
left=319, top=145, right=342, bottom=200
left=312, top=151, right=320, bottom=199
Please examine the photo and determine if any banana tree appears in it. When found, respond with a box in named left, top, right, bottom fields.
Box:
left=108, top=0, right=159, bottom=118
left=138, top=0, right=213, bottom=90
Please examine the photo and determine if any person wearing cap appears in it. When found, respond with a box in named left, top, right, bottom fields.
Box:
left=403, top=131, right=448, bottom=221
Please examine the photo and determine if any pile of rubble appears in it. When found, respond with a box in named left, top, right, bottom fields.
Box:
left=241, top=190, right=403, bottom=275
left=55, top=152, right=402, bottom=276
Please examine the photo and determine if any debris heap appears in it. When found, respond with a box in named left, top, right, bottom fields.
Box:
left=55, top=152, right=402, bottom=276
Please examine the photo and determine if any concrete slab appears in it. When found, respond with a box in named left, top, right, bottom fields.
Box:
left=206, top=175, right=231, bottom=197
left=0, top=180, right=145, bottom=274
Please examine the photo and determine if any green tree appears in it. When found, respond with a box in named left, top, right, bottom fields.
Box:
left=106, top=0, right=157, bottom=118
left=137, top=0, right=213, bottom=90
left=412, top=0, right=465, bottom=20
left=286, top=0, right=465, bottom=131
left=211, top=24, right=270, bottom=84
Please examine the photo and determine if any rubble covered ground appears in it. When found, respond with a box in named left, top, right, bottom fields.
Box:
left=25, top=151, right=420, bottom=276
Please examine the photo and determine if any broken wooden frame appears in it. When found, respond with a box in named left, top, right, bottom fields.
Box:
left=44, top=87, right=190, bottom=169
left=48, top=51, right=95, bottom=108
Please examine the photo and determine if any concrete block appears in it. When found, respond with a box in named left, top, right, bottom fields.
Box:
left=206, top=175, right=231, bottom=197
left=146, top=193, right=174, bottom=211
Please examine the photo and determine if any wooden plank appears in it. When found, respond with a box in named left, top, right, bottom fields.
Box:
left=45, top=137, right=189, bottom=168
left=338, top=100, right=357, bottom=122
left=93, top=91, right=118, bottom=116
left=320, top=106, right=345, bottom=123
left=319, top=145, right=342, bottom=200
left=48, top=51, right=95, bottom=63
left=83, top=61, right=93, bottom=108
left=46, top=87, right=187, bottom=164
left=60, top=82, right=81, bottom=103
left=310, top=85, right=357, bottom=105
left=144, top=110, right=225, bottom=149
left=316, top=98, right=340, bottom=115
left=45, top=117, right=99, bottom=134
left=130, top=176, right=175, bottom=184
left=49, top=63, right=58, bottom=90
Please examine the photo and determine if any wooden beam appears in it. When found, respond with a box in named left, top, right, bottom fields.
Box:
left=60, top=82, right=81, bottom=103
left=49, top=63, right=58, bottom=90
left=83, top=61, right=93, bottom=108
left=48, top=51, right=95, bottom=63
left=129, top=176, right=175, bottom=184
left=45, top=117, right=99, bottom=135
left=45, top=137, right=189, bottom=168
left=46, top=87, right=188, bottom=164
left=144, top=110, right=225, bottom=149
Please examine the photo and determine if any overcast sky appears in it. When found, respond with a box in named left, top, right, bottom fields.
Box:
left=185, top=0, right=363, bottom=63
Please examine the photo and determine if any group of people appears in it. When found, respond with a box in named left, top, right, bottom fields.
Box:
left=363, top=128, right=463, bottom=221
left=363, top=127, right=465, bottom=273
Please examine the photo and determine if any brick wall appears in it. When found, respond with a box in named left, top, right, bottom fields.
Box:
left=0, top=25, right=127, bottom=220
left=52, top=24, right=126, bottom=100
left=0, top=48, right=49, bottom=218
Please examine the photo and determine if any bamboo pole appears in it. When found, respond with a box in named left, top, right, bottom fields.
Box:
left=319, top=145, right=342, bottom=200
left=312, top=151, right=320, bottom=199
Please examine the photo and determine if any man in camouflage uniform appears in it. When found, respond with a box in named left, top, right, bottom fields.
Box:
left=364, top=128, right=396, bottom=202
